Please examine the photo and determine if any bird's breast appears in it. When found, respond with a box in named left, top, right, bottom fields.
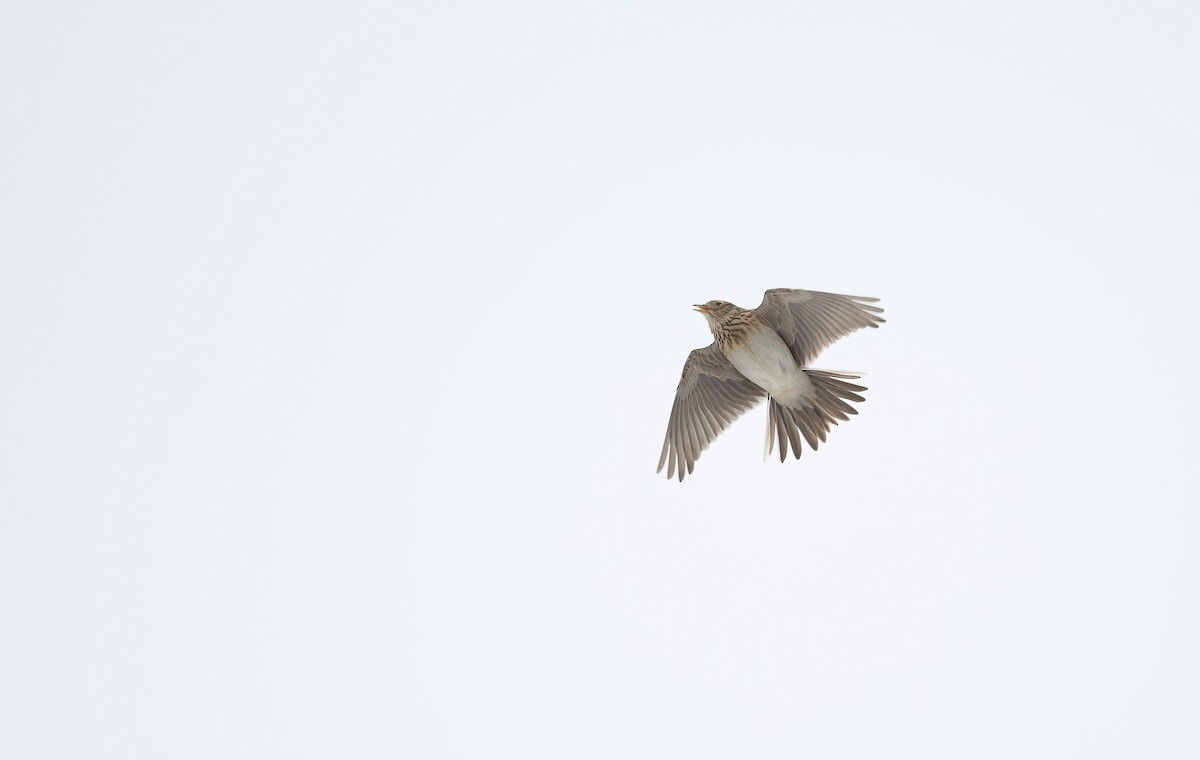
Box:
left=723, top=328, right=812, bottom=405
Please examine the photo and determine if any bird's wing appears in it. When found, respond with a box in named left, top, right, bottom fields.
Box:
left=658, top=344, right=766, bottom=481
left=752, top=289, right=885, bottom=367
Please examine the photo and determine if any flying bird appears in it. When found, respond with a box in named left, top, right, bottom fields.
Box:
left=658, top=289, right=884, bottom=481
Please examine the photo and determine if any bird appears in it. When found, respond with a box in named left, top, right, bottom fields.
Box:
left=658, top=288, right=884, bottom=481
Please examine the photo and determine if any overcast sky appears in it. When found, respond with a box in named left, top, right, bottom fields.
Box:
left=3, top=2, right=1199, bottom=758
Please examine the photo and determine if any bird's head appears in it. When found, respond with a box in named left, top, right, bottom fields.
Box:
left=693, top=300, right=736, bottom=325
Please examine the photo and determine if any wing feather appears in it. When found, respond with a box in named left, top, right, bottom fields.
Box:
left=657, top=344, right=765, bottom=481
left=755, top=289, right=885, bottom=366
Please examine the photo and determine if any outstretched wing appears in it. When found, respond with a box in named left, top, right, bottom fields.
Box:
left=753, top=289, right=885, bottom=367
left=657, top=344, right=766, bottom=481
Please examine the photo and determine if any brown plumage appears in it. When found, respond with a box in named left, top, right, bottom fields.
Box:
left=657, top=288, right=884, bottom=481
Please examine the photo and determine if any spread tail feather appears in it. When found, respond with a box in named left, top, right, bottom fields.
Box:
left=764, top=370, right=868, bottom=462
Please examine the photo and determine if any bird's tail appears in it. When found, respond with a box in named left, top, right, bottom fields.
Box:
left=764, top=370, right=868, bottom=462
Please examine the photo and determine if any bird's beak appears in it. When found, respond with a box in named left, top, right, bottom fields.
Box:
left=693, top=304, right=710, bottom=313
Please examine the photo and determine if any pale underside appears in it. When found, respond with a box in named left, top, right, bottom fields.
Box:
left=722, top=318, right=814, bottom=408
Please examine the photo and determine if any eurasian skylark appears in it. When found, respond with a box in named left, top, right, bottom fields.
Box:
left=658, top=288, right=884, bottom=481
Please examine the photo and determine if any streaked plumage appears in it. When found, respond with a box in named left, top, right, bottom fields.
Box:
left=658, top=288, right=884, bottom=481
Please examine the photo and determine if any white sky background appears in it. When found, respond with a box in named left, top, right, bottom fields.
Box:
left=2, top=1, right=1199, bottom=757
